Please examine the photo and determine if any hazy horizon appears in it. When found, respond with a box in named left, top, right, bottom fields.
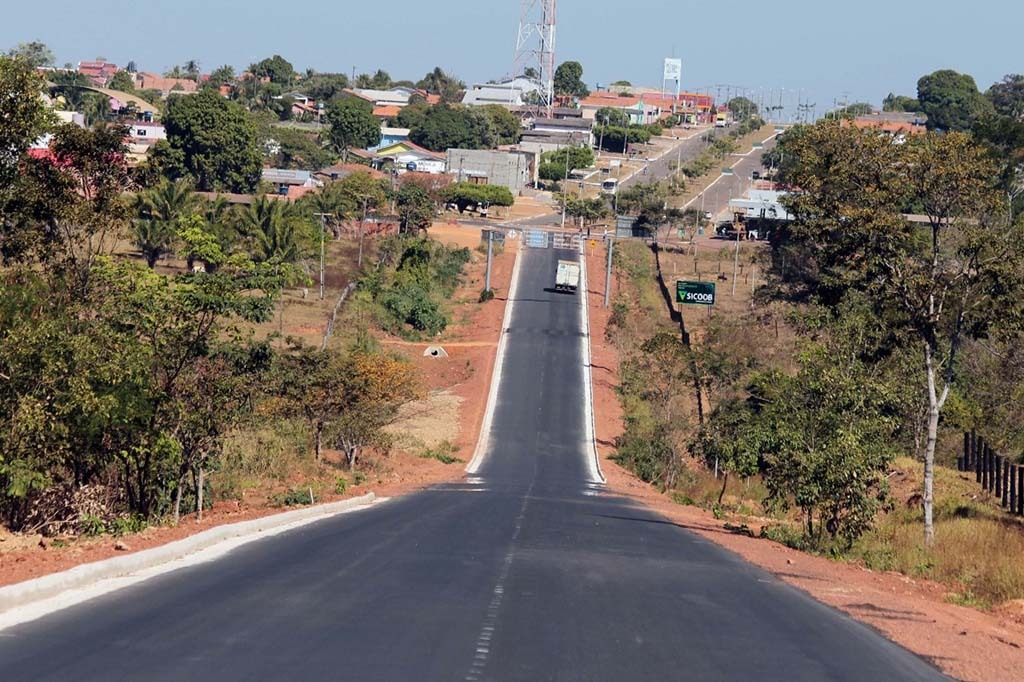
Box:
left=4, top=1, right=1020, bottom=116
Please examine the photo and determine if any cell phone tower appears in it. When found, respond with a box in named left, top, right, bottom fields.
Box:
left=512, top=0, right=557, bottom=117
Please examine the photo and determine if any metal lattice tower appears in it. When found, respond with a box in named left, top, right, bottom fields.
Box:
left=512, top=0, right=557, bottom=116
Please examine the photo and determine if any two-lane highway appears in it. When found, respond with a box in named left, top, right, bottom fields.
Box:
left=0, top=247, right=944, bottom=681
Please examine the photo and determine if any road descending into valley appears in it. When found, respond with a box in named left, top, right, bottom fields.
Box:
left=0, top=247, right=945, bottom=681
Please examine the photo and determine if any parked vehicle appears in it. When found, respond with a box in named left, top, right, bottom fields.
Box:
left=601, top=178, right=618, bottom=194
left=555, top=260, right=581, bottom=293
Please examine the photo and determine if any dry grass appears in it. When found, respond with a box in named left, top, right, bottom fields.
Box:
left=852, top=457, right=1024, bottom=608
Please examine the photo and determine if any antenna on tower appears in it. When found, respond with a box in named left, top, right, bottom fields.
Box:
left=512, top=0, right=557, bottom=117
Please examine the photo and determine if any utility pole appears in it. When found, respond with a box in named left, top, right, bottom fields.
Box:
left=313, top=212, right=333, bottom=301
left=732, top=224, right=741, bottom=296
left=485, top=230, right=494, bottom=293
left=603, top=237, right=614, bottom=307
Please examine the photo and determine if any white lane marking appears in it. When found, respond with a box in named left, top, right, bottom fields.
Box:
left=0, top=500, right=383, bottom=631
left=464, top=481, right=534, bottom=681
left=465, top=239, right=526, bottom=476
left=577, top=245, right=607, bottom=485
left=680, top=132, right=782, bottom=212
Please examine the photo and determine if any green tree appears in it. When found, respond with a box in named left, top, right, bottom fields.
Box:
left=132, top=179, right=196, bottom=267
left=325, top=97, right=381, bottom=163
left=207, top=65, right=236, bottom=85
left=480, top=104, right=522, bottom=145
left=234, top=196, right=312, bottom=264
left=249, top=55, right=295, bottom=85
left=443, top=183, right=515, bottom=214
left=416, top=67, right=465, bottom=103
left=6, top=41, right=54, bottom=68
left=558, top=194, right=609, bottom=226
left=917, top=69, right=994, bottom=132
left=396, top=183, right=435, bottom=234
left=778, top=120, right=1022, bottom=544
left=726, top=96, right=759, bottom=121
left=986, top=74, right=1024, bottom=120
left=882, top=93, right=921, bottom=113
left=263, top=126, right=335, bottom=171
left=329, top=351, right=419, bottom=470
left=553, top=61, right=589, bottom=99
left=747, top=349, right=899, bottom=547
left=408, top=104, right=495, bottom=151
left=395, top=102, right=430, bottom=130
left=151, top=89, right=262, bottom=193
left=596, top=107, right=629, bottom=127
left=354, top=70, right=392, bottom=90
left=107, top=70, right=135, bottom=92
left=303, top=73, right=350, bottom=102
left=0, top=56, right=52, bottom=193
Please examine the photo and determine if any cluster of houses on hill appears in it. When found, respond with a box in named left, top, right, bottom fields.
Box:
left=37, top=58, right=729, bottom=201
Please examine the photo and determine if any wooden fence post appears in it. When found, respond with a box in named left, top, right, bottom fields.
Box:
left=991, top=450, right=999, bottom=493
left=976, top=437, right=984, bottom=483
left=1010, top=464, right=1018, bottom=514
left=970, top=430, right=977, bottom=470
left=982, top=443, right=989, bottom=490
left=1002, top=459, right=1010, bottom=508
left=1018, top=466, right=1024, bottom=516
left=960, top=432, right=968, bottom=471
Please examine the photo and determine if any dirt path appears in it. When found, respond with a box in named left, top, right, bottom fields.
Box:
left=582, top=247, right=1024, bottom=682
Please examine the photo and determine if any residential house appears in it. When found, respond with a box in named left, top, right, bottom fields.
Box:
left=262, top=168, right=324, bottom=198
left=846, top=112, right=927, bottom=143
left=369, top=127, right=411, bottom=152
left=462, top=77, right=543, bottom=108
left=374, top=141, right=447, bottom=174
left=581, top=90, right=715, bottom=125
left=446, top=149, right=534, bottom=194
left=531, top=117, right=594, bottom=146
left=77, top=61, right=118, bottom=87
left=124, top=121, right=167, bottom=163
left=134, top=72, right=198, bottom=96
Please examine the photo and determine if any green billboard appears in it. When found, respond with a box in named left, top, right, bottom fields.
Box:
left=676, top=281, right=716, bottom=306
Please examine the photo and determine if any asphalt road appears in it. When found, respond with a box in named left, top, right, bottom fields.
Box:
left=511, top=127, right=727, bottom=228
left=0, top=248, right=944, bottom=681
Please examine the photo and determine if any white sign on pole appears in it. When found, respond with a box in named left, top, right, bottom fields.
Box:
left=663, top=58, right=682, bottom=82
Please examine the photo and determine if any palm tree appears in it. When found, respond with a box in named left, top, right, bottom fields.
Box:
left=184, top=60, right=200, bottom=82
left=234, top=197, right=306, bottom=264
left=132, top=179, right=196, bottom=268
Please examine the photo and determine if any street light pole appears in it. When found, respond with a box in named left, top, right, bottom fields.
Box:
left=313, top=212, right=333, bottom=301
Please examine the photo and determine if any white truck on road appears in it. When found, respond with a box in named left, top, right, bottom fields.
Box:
left=555, top=260, right=581, bottom=294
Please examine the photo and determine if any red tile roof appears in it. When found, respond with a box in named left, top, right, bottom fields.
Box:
left=373, top=105, right=402, bottom=118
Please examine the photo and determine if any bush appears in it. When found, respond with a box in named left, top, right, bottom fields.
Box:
left=334, top=476, right=348, bottom=495
left=271, top=487, right=315, bottom=507
left=479, top=288, right=495, bottom=302
left=419, top=441, right=462, bottom=464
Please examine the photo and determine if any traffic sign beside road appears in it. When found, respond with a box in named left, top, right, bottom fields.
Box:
left=677, top=280, right=716, bottom=306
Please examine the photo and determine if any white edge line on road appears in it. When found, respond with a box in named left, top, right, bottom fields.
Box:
left=577, top=245, right=606, bottom=485
left=0, top=494, right=383, bottom=629
left=465, top=238, right=525, bottom=475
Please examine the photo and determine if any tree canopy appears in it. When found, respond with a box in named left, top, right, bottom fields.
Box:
left=325, top=97, right=381, bottom=162
left=986, top=74, right=1024, bottom=120
left=151, top=89, right=262, bottom=193
left=917, top=69, right=994, bottom=131
left=553, top=61, right=589, bottom=99
left=408, top=104, right=494, bottom=152
left=6, top=41, right=54, bottom=68
left=249, top=55, right=295, bottom=85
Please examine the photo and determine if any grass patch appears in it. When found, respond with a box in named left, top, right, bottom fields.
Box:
left=419, top=440, right=463, bottom=465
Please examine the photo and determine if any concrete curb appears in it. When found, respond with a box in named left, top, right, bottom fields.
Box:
left=577, top=244, right=607, bottom=485
left=467, top=240, right=524, bottom=475
left=0, top=493, right=376, bottom=614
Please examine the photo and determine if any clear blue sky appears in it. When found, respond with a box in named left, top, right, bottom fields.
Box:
left=4, top=0, right=1020, bottom=116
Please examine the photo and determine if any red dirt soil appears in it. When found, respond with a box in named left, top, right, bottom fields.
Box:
left=582, top=248, right=1024, bottom=682
left=0, top=228, right=517, bottom=591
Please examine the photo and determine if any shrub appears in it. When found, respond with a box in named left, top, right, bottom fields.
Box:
left=334, top=476, right=348, bottom=495
left=479, top=288, right=495, bottom=303
left=419, top=441, right=462, bottom=464
left=271, top=487, right=315, bottom=507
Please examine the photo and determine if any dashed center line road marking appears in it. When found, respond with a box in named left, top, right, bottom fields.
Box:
left=464, top=480, right=535, bottom=682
